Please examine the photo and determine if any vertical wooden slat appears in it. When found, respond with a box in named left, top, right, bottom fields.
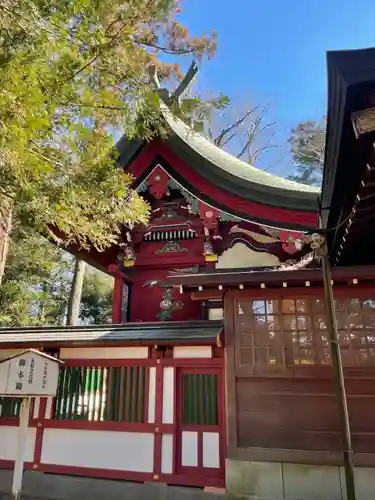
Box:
left=189, top=375, right=194, bottom=424
left=194, top=374, right=199, bottom=425
left=92, top=366, right=99, bottom=421
left=61, top=367, right=71, bottom=420
left=110, top=367, right=117, bottom=421
left=133, top=367, right=139, bottom=422
left=4, top=398, right=10, bottom=417
left=211, top=375, right=218, bottom=425
left=81, top=366, right=87, bottom=420
left=55, top=368, right=64, bottom=419
left=112, top=367, right=118, bottom=421
left=140, top=367, right=146, bottom=422
left=116, top=367, right=122, bottom=421
left=73, top=368, right=80, bottom=420
left=97, top=367, right=104, bottom=421
left=105, top=367, right=112, bottom=421
left=67, top=368, right=76, bottom=420
left=127, top=367, right=134, bottom=422
left=206, top=375, right=211, bottom=425
left=86, top=367, right=93, bottom=421
left=182, top=375, right=187, bottom=424
left=96, top=366, right=103, bottom=421
left=118, top=367, right=125, bottom=422
left=200, top=374, right=205, bottom=425
left=121, top=367, right=129, bottom=422
left=125, top=366, right=131, bottom=421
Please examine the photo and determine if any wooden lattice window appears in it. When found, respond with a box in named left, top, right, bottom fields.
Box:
left=235, top=296, right=375, bottom=371
left=182, top=374, right=218, bottom=425
left=54, top=365, right=147, bottom=422
left=281, top=297, right=330, bottom=365
left=236, top=299, right=285, bottom=370
left=336, top=298, right=375, bottom=365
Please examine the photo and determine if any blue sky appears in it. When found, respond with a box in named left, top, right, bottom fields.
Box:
left=179, top=0, right=375, bottom=175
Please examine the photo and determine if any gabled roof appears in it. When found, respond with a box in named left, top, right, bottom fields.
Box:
left=117, top=104, right=319, bottom=231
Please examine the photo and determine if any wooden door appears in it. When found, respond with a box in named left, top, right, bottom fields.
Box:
left=175, top=367, right=225, bottom=486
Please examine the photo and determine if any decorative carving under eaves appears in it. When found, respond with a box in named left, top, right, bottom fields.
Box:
left=169, top=266, right=199, bottom=275
left=148, top=167, right=169, bottom=199
left=143, top=280, right=184, bottom=321
left=262, top=227, right=311, bottom=255
left=153, top=208, right=180, bottom=221
left=155, top=241, right=188, bottom=254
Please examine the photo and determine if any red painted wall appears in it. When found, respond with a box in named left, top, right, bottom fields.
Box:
left=129, top=268, right=202, bottom=322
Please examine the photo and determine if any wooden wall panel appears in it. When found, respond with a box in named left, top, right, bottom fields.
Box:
left=236, top=377, right=375, bottom=454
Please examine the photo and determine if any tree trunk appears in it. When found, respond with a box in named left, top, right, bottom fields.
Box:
left=67, top=258, right=86, bottom=326
left=0, top=201, right=12, bottom=286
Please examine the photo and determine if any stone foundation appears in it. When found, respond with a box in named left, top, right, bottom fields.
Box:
left=0, top=470, right=221, bottom=500
left=226, top=459, right=374, bottom=500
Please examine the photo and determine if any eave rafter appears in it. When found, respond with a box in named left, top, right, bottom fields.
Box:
left=334, top=148, right=375, bottom=264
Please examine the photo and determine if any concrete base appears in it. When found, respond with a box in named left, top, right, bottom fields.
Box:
left=226, top=459, right=375, bottom=500
left=0, top=470, right=222, bottom=500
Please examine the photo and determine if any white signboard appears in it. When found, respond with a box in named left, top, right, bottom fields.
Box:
left=0, top=349, right=63, bottom=397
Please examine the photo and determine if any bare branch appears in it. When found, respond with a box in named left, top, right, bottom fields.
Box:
left=213, top=105, right=259, bottom=147
left=133, top=39, right=196, bottom=56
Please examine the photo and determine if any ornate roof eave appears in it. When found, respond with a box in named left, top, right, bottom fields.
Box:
left=116, top=62, right=319, bottom=231
left=135, top=163, right=315, bottom=234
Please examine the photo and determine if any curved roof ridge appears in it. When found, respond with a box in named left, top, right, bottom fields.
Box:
left=162, top=103, right=320, bottom=194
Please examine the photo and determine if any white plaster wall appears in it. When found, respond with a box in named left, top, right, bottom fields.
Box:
left=181, top=431, right=198, bottom=467
left=173, top=346, right=212, bottom=359
left=161, top=434, right=173, bottom=474
left=162, top=367, right=174, bottom=424
left=60, top=346, right=148, bottom=359
left=41, top=428, right=154, bottom=472
left=202, top=432, right=220, bottom=469
left=0, top=426, right=36, bottom=462
left=216, top=242, right=279, bottom=269
left=208, top=309, right=224, bottom=321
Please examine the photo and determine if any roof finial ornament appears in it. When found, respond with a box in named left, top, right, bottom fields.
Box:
left=151, top=61, right=199, bottom=106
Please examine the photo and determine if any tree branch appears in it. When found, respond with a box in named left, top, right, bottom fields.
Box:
left=134, top=38, right=195, bottom=55
left=213, top=106, right=259, bottom=147
left=0, top=5, right=83, bottom=47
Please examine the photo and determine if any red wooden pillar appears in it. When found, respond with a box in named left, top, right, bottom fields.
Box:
left=108, top=265, right=124, bottom=324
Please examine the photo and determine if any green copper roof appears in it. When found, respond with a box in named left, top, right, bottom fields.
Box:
left=116, top=103, right=320, bottom=227
left=162, top=104, right=319, bottom=194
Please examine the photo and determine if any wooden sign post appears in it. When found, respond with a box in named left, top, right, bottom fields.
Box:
left=0, top=349, right=63, bottom=500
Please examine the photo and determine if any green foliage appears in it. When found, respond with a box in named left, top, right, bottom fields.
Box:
left=79, top=268, right=113, bottom=324
left=175, top=93, right=230, bottom=133
left=0, top=224, right=72, bottom=325
left=0, top=0, right=217, bottom=250
left=0, top=224, right=113, bottom=326
left=288, top=118, right=326, bottom=186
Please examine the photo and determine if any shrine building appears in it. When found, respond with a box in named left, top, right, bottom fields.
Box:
left=1, top=48, right=375, bottom=500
